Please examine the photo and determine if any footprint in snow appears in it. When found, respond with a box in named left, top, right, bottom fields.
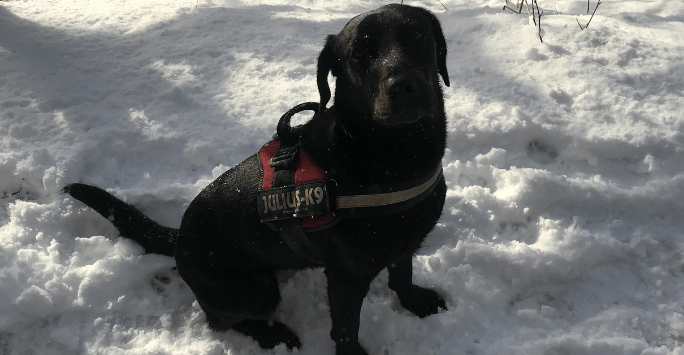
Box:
left=526, top=139, right=558, bottom=165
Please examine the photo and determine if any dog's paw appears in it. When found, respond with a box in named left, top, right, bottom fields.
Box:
left=232, top=319, right=301, bottom=350
left=396, top=285, right=446, bottom=318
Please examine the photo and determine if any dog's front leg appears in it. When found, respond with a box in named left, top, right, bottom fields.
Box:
left=388, top=255, right=447, bottom=318
left=325, top=269, right=371, bottom=355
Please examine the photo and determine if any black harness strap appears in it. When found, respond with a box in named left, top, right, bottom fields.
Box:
left=269, top=102, right=326, bottom=265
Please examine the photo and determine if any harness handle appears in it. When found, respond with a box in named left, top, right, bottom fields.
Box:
left=276, top=102, right=319, bottom=146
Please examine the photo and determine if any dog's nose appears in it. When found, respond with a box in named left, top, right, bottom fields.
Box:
left=386, top=77, right=418, bottom=101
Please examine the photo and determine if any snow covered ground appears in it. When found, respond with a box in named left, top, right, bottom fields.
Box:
left=1, top=0, right=683, bottom=353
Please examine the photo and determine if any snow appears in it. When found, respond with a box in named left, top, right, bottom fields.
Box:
left=13, top=285, right=54, bottom=318
left=1, top=0, right=683, bottom=353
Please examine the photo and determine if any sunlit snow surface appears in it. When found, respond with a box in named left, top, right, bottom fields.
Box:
left=1, top=0, right=684, bottom=354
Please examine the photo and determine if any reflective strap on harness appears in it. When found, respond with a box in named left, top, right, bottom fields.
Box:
left=333, top=164, right=443, bottom=219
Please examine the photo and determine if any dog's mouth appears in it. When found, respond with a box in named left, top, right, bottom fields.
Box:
left=373, top=90, right=438, bottom=125
left=374, top=109, right=435, bottom=126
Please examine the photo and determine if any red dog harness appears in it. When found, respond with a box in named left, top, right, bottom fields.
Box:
left=259, top=140, right=336, bottom=230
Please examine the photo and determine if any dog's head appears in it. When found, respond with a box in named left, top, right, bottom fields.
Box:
left=317, top=4, right=450, bottom=125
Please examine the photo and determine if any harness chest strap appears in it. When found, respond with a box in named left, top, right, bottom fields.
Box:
left=333, top=163, right=443, bottom=219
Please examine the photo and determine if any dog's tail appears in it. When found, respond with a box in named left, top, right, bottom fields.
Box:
left=63, top=183, right=177, bottom=256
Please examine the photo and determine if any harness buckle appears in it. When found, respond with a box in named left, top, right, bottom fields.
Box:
left=269, top=146, right=299, bottom=168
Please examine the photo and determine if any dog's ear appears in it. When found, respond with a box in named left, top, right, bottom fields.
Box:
left=316, top=35, right=340, bottom=115
left=425, top=12, right=450, bottom=87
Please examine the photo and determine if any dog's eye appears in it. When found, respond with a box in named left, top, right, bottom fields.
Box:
left=352, top=47, right=368, bottom=60
left=412, top=30, right=424, bottom=41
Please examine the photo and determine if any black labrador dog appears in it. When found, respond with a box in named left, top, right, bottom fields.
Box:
left=65, top=4, right=450, bottom=354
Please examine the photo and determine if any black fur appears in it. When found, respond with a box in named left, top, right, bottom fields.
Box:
left=65, top=5, right=450, bottom=355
